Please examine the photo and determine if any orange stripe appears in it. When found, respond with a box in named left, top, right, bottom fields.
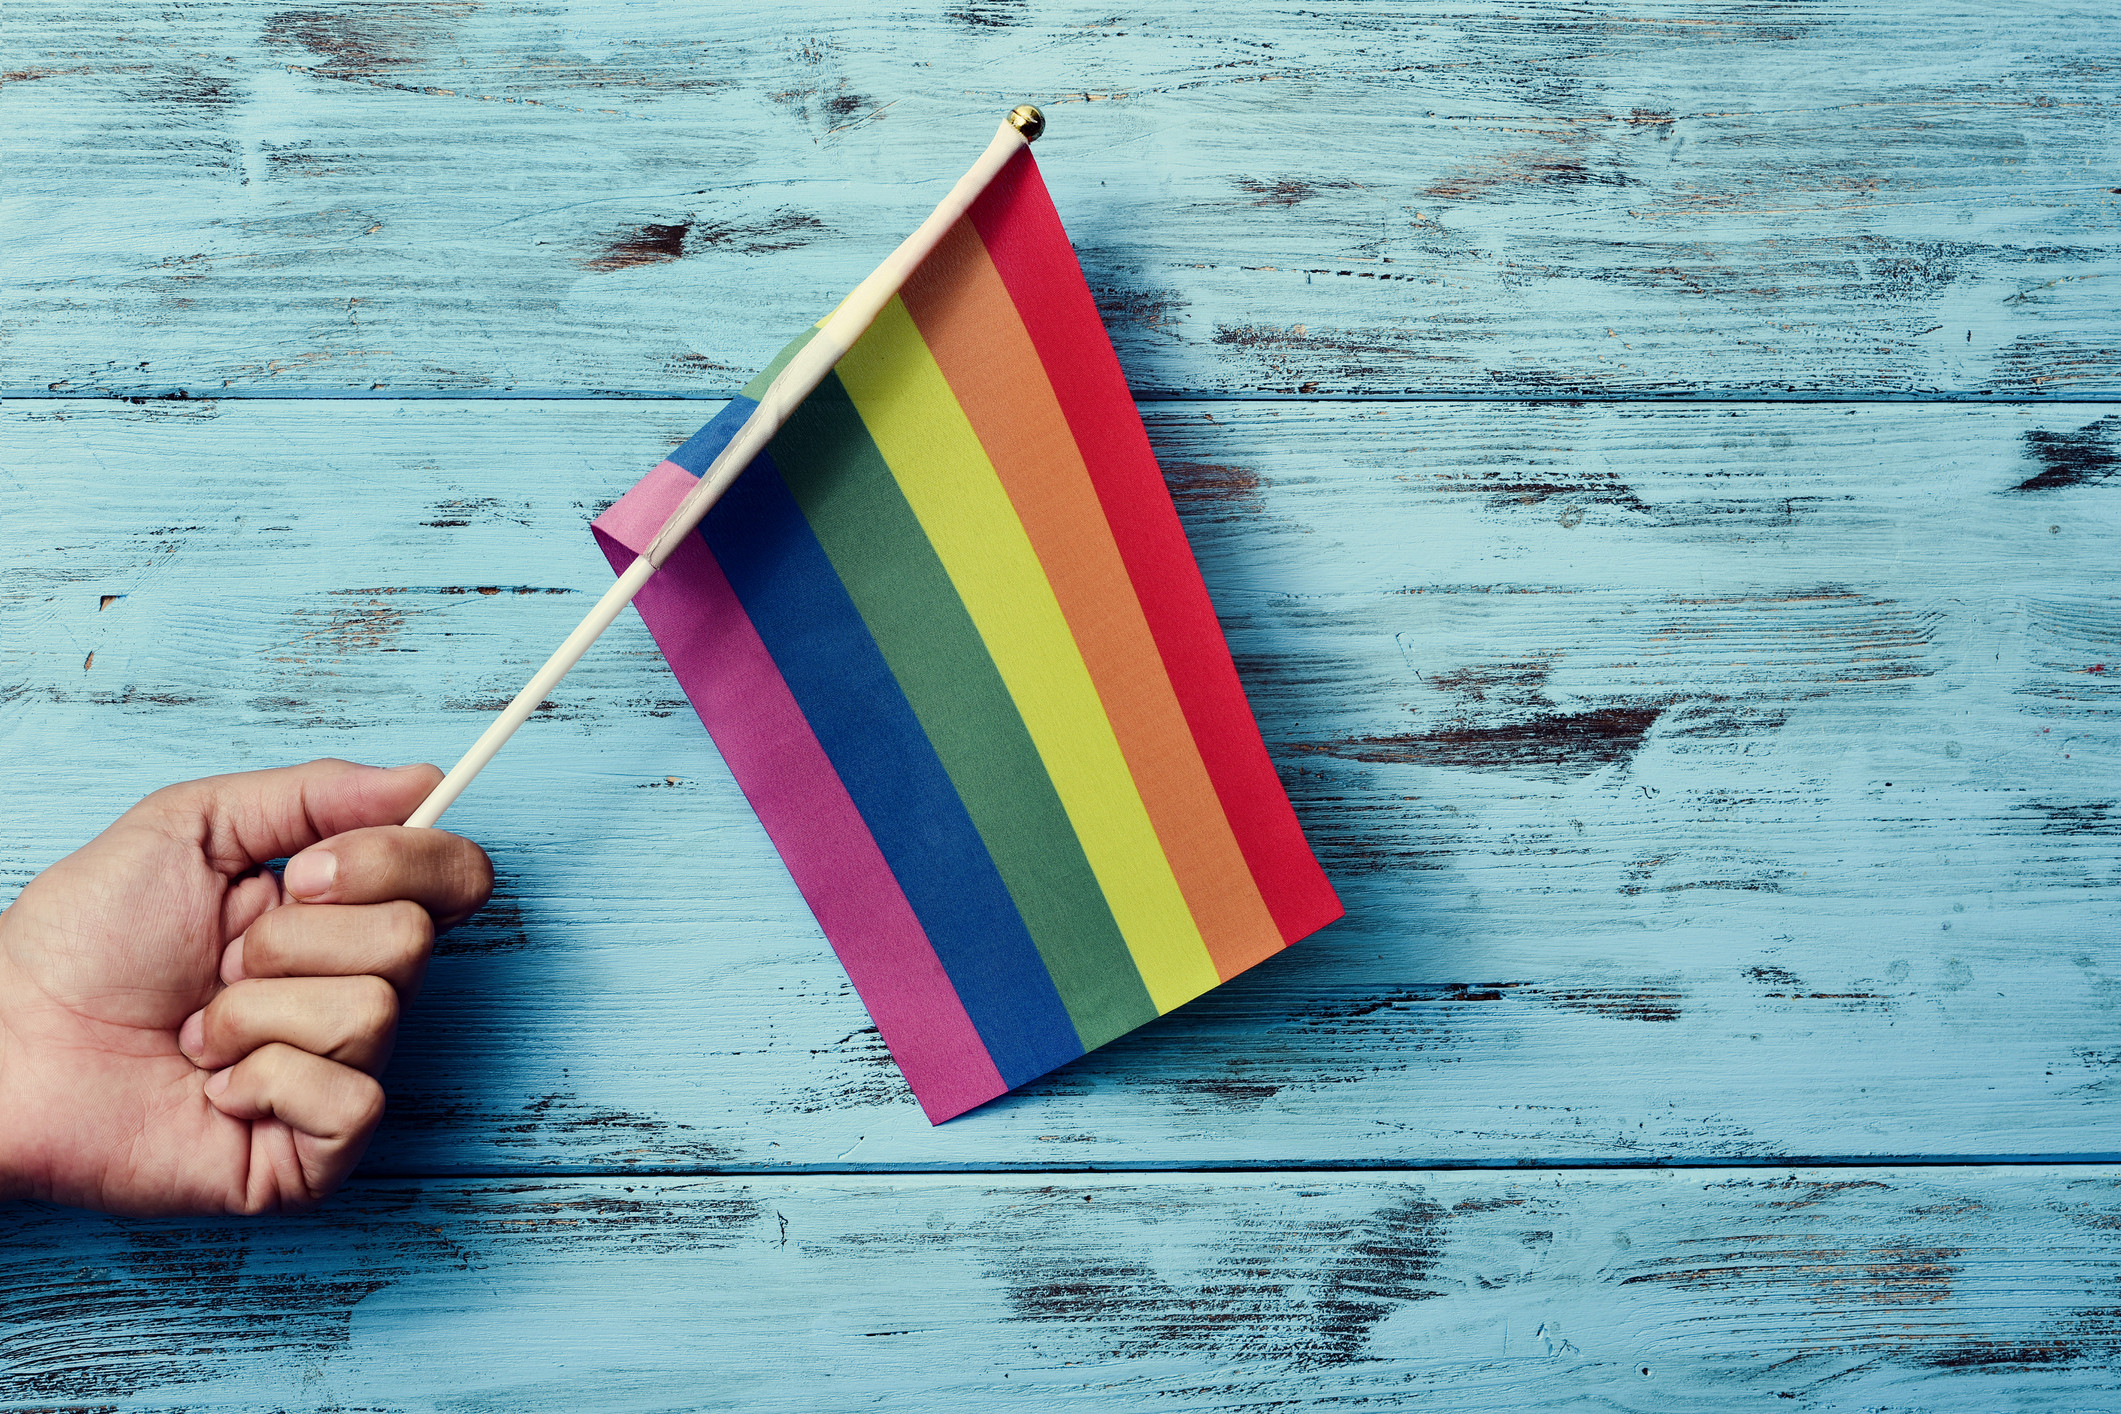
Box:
left=899, top=220, right=1285, bottom=980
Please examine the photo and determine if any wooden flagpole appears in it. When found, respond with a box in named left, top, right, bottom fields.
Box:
left=405, top=105, right=1046, bottom=829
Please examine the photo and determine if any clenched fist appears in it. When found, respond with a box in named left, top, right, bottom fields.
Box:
left=0, top=760, right=491, bottom=1215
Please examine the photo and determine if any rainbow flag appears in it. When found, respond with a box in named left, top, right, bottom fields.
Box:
left=592, top=148, right=1341, bottom=1121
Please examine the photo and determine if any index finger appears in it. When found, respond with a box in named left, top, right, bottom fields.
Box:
left=281, top=824, right=494, bottom=927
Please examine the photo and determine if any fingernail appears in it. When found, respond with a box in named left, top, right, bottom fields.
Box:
left=178, top=1009, right=206, bottom=1059
left=204, top=1067, right=232, bottom=1098
left=285, top=849, right=337, bottom=899
left=221, top=935, right=248, bottom=985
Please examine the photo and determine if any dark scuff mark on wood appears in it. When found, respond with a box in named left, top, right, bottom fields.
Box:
left=1301, top=983, right=1528, bottom=1028
left=1453, top=1195, right=1528, bottom=1213
left=1208, top=319, right=1493, bottom=391
left=2014, top=800, right=2116, bottom=836
left=1310, top=1197, right=1450, bottom=1364
left=991, top=1190, right=1448, bottom=1370
left=335, top=584, right=574, bottom=596
left=1991, top=333, right=2119, bottom=397
left=1, top=65, right=96, bottom=84
left=1922, top=1336, right=2116, bottom=1370
left=2013, top=415, right=2119, bottom=491
left=1294, top=704, right=1665, bottom=778
left=1750, top=1176, right=1896, bottom=1208
left=380, top=1090, right=734, bottom=1167
left=442, top=691, right=572, bottom=717
left=284, top=596, right=428, bottom=657
left=1545, top=986, right=1682, bottom=1023
left=90, top=688, right=205, bottom=710
left=781, top=1026, right=907, bottom=1114
left=418, top=1183, right=764, bottom=1249
left=768, top=41, right=883, bottom=133
left=1429, top=655, right=1556, bottom=707
left=435, top=894, right=531, bottom=957
left=1090, top=281, right=1189, bottom=340
left=1236, top=177, right=1360, bottom=208
left=1279, top=778, right=1454, bottom=877
left=261, top=3, right=473, bottom=74
left=584, top=221, right=692, bottom=272
left=667, top=350, right=736, bottom=378
left=1163, top=460, right=1264, bottom=519
left=1434, top=464, right=1652, bottom=515
left=582, top=212, right=825, bottom=272
left=420, top=495, right=533, bottom=529
left=0, top=1219, right=401, bottom=1399
left=1629, top=1237, right=1962, bottom=1302
left=3, top=1183, right=765, bottom=1399
left=820, top=91, right=886, bottom=129
left=1138, top=1070, right=1289, bottom=1113
left=691, top=211, right=826, bottom=255
left=1421, top=125, right=1634, bottom=202
left=945, top=0, right=1026, bottom=27
left=1163, top=1077, right=1286, bottom=1107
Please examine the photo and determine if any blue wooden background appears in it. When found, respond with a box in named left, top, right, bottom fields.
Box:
left=4, top=2, right=2118, bottom=1408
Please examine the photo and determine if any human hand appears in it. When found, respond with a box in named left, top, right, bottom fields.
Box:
left=0, top=760, right=491, bottom=1215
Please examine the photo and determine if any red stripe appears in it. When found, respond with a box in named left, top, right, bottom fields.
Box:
left=968, top=152, right=1343, bottom=944
left=594, top=462, right=1007, bottom=1121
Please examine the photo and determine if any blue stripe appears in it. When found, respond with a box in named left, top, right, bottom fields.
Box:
left=684, top=407, right=1085, bottom=1086
left=668, top=396, right=758, bottom=477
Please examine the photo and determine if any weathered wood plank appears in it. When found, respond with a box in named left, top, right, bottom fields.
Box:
left=5, top=1, right=2116, bottom=398
left=5, top=1167, right=2120, bottom=1410
left=3, top=398, right=2115, bottom=1170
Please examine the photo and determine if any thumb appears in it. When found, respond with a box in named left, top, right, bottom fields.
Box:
left=138, top=759, right=444, bottom=877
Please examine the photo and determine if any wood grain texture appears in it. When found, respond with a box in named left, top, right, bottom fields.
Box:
left=8, top=5, right=2118, bottom=1400
left=5, top=398, right=2115, bottom=1171
left=5, top=1, right=2117, bottom=399
left=6, top=1167, right=2120, bottom=1410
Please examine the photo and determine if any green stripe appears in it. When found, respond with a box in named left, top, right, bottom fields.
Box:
left=769, top=374, right=1157, bottom=1048
left=741, top=325, right=823, bottom=399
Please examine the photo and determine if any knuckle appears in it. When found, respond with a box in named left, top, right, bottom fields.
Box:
left=206, top=978, right=260, bottom=1034
left=258, top=1039, right=304, bottom=1073
left=242, top=910, right=292, bottom=974
left=383, top=898, right=435, bottom=954
left=246, top=1041, right=300, bottom=1092
left=350, top=974, right=399, bottom=1034
left=344, top=1072, right=387, bottom=1132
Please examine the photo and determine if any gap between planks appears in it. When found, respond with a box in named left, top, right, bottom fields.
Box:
left=12, top=390, right=2121, bottom=405
left=355, top=1155, right=2121, bottom=1181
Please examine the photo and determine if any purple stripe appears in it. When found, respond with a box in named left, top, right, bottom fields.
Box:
left=594, top=461, right=1006, bottom=1122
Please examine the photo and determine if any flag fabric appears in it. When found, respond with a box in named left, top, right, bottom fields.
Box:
left=591, top=147, right=1341, bottom=1122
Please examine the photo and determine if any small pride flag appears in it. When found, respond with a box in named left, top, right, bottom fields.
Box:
left=592, top=147, right=1341, bottom=1121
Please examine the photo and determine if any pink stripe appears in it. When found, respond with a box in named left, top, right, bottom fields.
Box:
left=594, top=461, right=1006, bottom=1122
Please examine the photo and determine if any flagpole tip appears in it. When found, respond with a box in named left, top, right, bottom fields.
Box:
left=1007, top=104, right=1045, bottom=142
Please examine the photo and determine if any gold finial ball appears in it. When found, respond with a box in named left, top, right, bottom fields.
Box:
left=1007, top=104, right=1045, bottom=142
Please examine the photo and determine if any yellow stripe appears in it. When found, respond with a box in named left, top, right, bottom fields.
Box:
left=837, top=298, right=1221, bottom=1011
